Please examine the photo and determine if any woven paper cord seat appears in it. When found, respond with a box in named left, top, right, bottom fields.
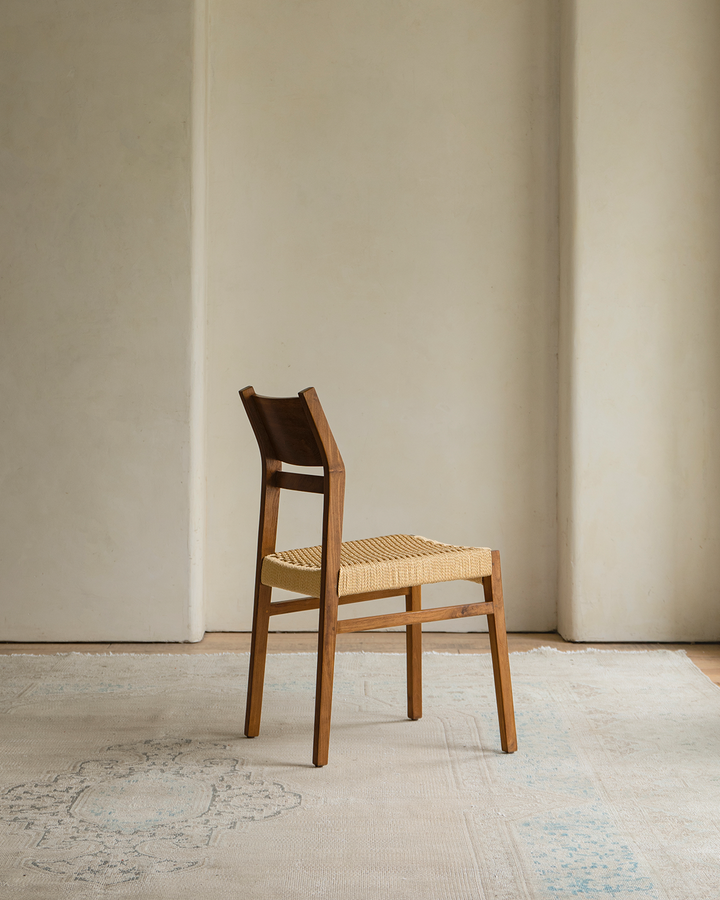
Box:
left=262, top=534, right=493, bottom=598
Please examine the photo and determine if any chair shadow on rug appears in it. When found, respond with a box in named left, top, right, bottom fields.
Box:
left=240, top=386, right=517, bottom=767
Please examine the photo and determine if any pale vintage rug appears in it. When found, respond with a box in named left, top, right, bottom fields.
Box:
left=0, top=649, right=718, bottom=899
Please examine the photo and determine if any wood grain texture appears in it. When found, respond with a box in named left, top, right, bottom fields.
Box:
left=300, top=390, right=346, bottom=767
left=267, top=588, right=408, bottom=617
left=483, top=550, right=517, bottom=753
left=336, top=601, right=494, bottom=634
left=247, top=391, right=324, bottom=467
left=406, top=585, right=422, bottom=720
left=243, top=436, right=280, bottom=738
left=272, top=471, right=325, bottom=494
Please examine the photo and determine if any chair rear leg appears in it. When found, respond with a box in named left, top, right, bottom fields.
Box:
left=482, top=551, right=517, bottom=753
left=313, top=588, right=339, bottom=767
left=245, top=582, right=272, bottom=738
left=406, top=585, right=422, bottom=720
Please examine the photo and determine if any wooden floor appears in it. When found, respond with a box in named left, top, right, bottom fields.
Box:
left=1, top=632, right=719, bottom=686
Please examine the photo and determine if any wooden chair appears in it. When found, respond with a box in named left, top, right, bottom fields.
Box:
left=240, top=386, right=517, bottom=767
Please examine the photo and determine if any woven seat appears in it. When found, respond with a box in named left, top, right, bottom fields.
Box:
left=240, top=386, right=516, bottom=766
left=263, top=534, right=493, bottom=597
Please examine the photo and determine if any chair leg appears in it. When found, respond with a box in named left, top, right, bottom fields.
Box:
left=313, top=588, right=339, bottom=767
left=406, top=585, right=422, bottom=720
left=244, top=582, right=272, bottom=738
left=482, top=550, right=517, bottom=753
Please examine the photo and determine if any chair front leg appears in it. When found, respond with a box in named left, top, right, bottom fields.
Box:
left=313, top=587, right=340, bottom=767
left=406, top=585, right=422, bottom=720
left=482, top=550, right=517, bottom=753
left=245, top=582, right=272, bottom=738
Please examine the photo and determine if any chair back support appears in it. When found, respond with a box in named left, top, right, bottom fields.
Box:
left=240, top=386, right=346, bottom=578
left=240, top=386, right=343, bottom=472
left=247, top=394, right=324, bottom=467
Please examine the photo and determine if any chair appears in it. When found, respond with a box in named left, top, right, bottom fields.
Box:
left=240, top=386, right=517, bottom=767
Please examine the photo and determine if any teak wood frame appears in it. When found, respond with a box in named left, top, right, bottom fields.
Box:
left=240, top=386, right=516, bottom=767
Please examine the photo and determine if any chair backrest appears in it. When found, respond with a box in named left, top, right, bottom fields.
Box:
left=240, top=387, right=346, bottom=594
left=240, top=386, right=343, bottom=473
left=243, top=393, right=323, bottom=467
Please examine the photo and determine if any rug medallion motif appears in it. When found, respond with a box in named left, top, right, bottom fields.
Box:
left=0, top=738, right=301, bottom=884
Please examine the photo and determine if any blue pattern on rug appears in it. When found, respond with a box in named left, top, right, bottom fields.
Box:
left=518, top=805, right=659, bottom=897
left=475, top=685, right=660, bottom=896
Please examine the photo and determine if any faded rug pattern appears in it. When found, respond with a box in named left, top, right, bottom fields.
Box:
left=0, top=650, right=718, bottom=899
left=1, top=738, right=300, bottom=884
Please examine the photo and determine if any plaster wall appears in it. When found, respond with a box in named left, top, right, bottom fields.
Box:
left=559, top=0, right=720, bottom=640
left=205, top=0, right=560, bottom=631
left=0, top=1, right=202, bottom=640
left=6, top=1, right=716, bottom=643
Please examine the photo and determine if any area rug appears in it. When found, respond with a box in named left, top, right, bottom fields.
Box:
left=0, top=649, right=719, bottom=899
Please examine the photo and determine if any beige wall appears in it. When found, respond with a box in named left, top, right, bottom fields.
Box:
left=559, top=0, right=720, bottom=640
left=0, top=1, right=202, bottom=640
left=205, top=0, right=560, bottom=631
left=3, top=1, right=719, bottom=642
